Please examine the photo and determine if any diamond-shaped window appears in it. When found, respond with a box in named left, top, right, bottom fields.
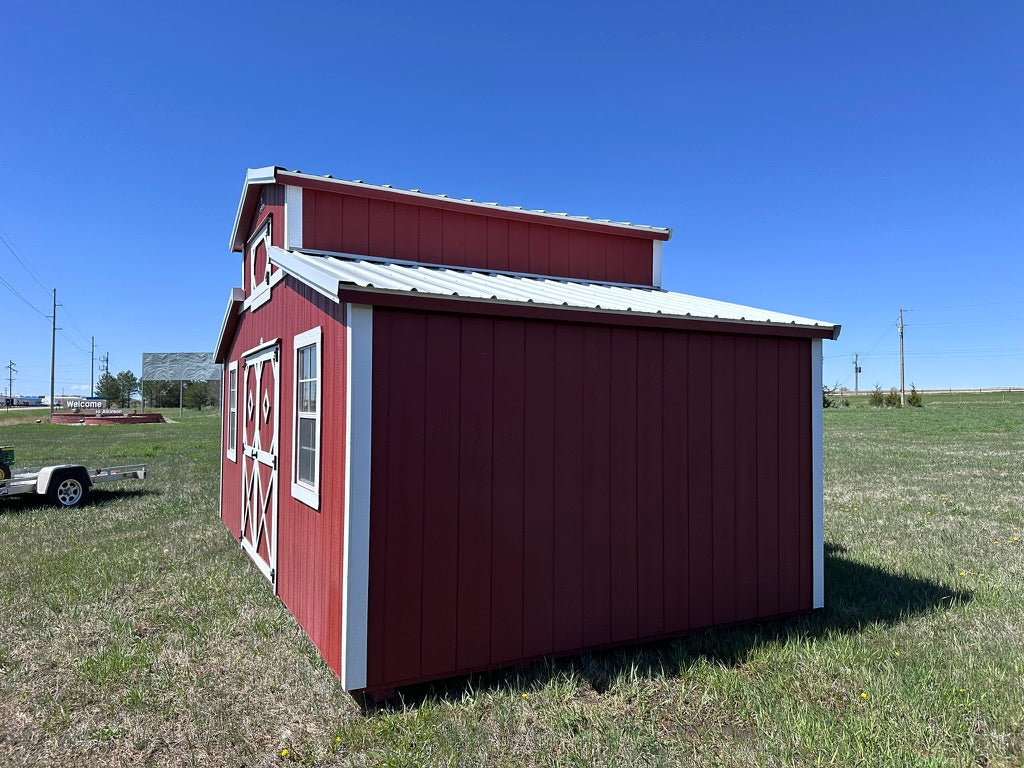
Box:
left=262, top=388, right=271, bottom=423
left=246, top=391, right=255, bottom=421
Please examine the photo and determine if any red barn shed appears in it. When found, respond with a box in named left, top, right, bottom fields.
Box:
left=215, top=167, right=840, bottom=695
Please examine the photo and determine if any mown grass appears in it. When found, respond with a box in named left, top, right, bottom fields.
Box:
left=1, top=399, right=1022, bottom=766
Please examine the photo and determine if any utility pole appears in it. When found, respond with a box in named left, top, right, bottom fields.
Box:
left=898, top=308, right=906, bottom=407
left=853, top=353, right=861, bottom=394
left=91, top=336, right=95, bottom=397
left=49, top=289, right=59, bottom=421
left=100, top=353, right=109, bottom=376
left=5, top=360, right=15, bottom=412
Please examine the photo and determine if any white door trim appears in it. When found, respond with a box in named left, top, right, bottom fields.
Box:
left=240, top=344, right=281, bottom=590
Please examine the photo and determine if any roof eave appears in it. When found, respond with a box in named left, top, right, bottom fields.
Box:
left=229, top=166, right=279, bottom=252
left=214, top=287, right=245, bottom=362
left=335, top=285, right=839, bottom=340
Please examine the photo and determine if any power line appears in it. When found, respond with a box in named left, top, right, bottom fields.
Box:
left=58, top=329, right=90, bottom=356
left=0, top=225, right=49, bottom=295
left=0, top=271, right=49, bottom=319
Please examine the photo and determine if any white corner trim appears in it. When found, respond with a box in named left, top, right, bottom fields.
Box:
left=652, top=241, right=663, bottom=288
left=290, top=326, right=322, bottom=510
left=285, top=185, right=303, bottom=250
left=342, top=303, right=373, bottom=691
left=226, top=360, right=239, bottom=463
left=811, top=338, right=824, bottom=609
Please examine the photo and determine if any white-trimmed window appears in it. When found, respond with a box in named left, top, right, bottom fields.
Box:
left=245, top=218, right=274, bottom=310
left=292, top=327, right=322, bottom=509
left=226, top=361, right=238, bottom=462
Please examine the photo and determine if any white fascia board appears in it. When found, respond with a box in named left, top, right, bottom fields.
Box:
left=811, top=338, right=824, bottom=609
left=342, top=303, right=373, bottom=692
left=229, top=166, right=280, bottom=251
left=285, top=185, right=303, bottom=250
left=267, top=246, right=341, bottom=302
left=215, top=287, right=245, bottom=362
left=652, top=241, right=663, bottom=288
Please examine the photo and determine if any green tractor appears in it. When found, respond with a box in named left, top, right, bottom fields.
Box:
left=0, top=447, right=13, bottom=480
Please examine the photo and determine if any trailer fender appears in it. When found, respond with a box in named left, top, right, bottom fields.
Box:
left=36, top=465, right=92, bottom=496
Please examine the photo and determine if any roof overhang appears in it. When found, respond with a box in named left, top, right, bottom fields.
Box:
left=267, top=246, right=841, bottom=340
left=229, top=166, right=672, bottom=253
left=214, top=287, right=245, bottom=363
left=229, top=166, right=279, bottom=252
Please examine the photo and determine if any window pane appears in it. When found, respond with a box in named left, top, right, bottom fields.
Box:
left=298, top=416, right=316, bottom=484
left=228, top=370, right=237, bottom=447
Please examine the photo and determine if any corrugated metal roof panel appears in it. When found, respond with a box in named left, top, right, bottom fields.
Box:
left=270, top=247, right=839, bottom=336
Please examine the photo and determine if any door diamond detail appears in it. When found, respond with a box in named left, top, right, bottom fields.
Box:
left=240, top=345, right=280, bottom=589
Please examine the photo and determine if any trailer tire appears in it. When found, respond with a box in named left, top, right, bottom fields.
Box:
left=48, top=470, right=89, bottom=508
left=0, top=463, right=10, bottom=480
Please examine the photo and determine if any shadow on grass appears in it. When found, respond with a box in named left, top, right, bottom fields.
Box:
left=0, top=486, right=154, bottom=514
left=364, top=541, right=972, bottom=711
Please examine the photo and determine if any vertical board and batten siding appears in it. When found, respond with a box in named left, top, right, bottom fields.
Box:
left=301, top=189, right=655, bottom=285
left=363, top=307, right=813, bottom=691
left=220, top=274, right=348, bottom=675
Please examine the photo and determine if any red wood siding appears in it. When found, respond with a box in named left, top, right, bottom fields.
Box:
left=301, top=189, right=655, bottom=285
left=219, top=277, right=347, bottom=675
left=364, top=307, right=813, bottom=691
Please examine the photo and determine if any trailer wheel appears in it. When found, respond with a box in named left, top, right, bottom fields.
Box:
left=48, top=470, right=89, bottom=508
left=0, top=463, right=10, bottom=481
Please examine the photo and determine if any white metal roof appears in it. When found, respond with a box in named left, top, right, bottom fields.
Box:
left=268, top=246, right=840, bottom=338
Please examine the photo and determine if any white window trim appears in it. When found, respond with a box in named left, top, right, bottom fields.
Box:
left=245, top=218, right=274, bottom=311
left=226, top=360, right=238, bottom=462
left=291, top=326, right=322, bottom=510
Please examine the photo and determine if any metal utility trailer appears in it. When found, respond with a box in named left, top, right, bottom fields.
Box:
left=0, top=463, right=148, bottom=507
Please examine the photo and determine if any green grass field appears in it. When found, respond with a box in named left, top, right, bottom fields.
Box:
left=1, top=398, right=1022, bottom=767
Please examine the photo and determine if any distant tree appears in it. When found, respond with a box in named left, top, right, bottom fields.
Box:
left=868, top=384, right=885, bottom=408
left=907, top=383, right=924, bottom=407
left=143, top=380, right=178, bottom=408
left=823, top=385, right=836, bottom=408
left=115, top=371, right=140, bottom=407
left=96, top=370, right=139, bottom=407
left=884, top=387, right=902, bottom=408
left=183, top=380, right=216, bottom=410
left=95, top=372, right=119, bottom=403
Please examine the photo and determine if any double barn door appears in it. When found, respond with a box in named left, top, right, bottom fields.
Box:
left=240, top=343, right=280, bottom=587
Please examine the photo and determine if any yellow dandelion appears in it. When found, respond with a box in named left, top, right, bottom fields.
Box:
left=280, top=749, right=288, bottom=757
left=335, top=736, right=341, bottom=743
left=959, top=571, right=966, bottom=576
left=893, top=650, right=900, bottom=657
left=522, top=693, right=528, bottom=698
left=860, top=692, right=869, bottom=699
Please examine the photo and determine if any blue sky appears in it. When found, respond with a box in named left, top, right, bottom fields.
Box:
left=2, top=1, right=1021, bottom=396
